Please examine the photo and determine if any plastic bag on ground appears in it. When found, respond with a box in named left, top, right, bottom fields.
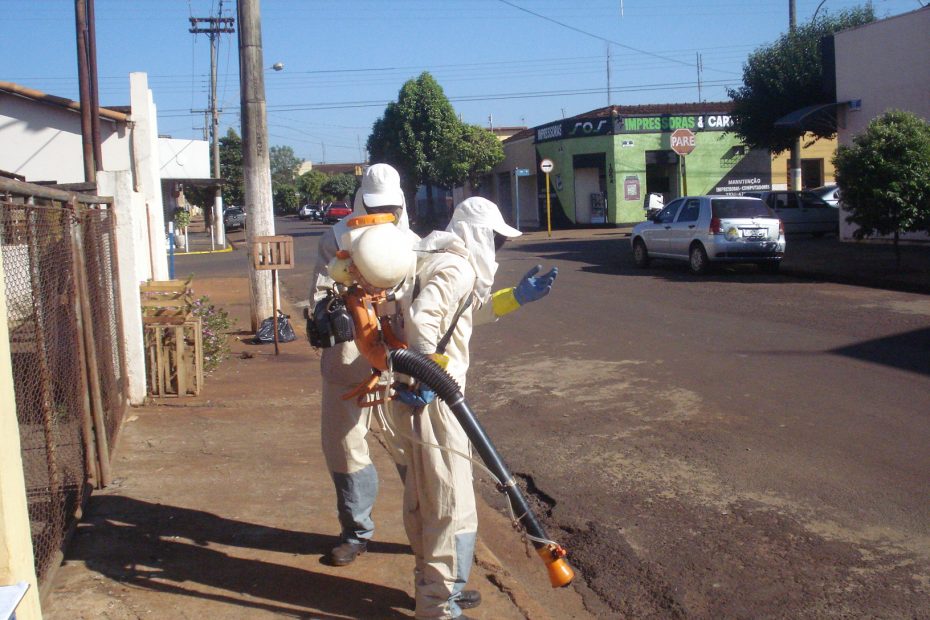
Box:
left=254, top=311, right=296, bottom=344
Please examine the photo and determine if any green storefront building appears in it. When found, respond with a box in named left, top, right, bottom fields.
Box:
left=532, top=103, right=773, bottom=225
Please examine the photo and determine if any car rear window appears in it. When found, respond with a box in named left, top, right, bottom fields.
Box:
left=799, top=192, right=830, bottom=208
left=711, top=198, right=773, bottom=218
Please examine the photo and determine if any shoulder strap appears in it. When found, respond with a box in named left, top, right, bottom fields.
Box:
left=435, top=292, right=473, bottom=355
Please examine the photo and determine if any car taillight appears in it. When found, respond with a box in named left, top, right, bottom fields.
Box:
left=710, top=217, right=722, bottom=234
left=778, top=220, right=785, bottom=235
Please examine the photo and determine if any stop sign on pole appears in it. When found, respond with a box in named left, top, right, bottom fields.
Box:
left=670, top=128, right=696, bottom=156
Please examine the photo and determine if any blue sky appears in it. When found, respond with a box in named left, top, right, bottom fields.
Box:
left=3, top=0, right=924, bottom=164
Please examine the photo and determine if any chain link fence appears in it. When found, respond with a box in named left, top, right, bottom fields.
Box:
left=1, top=183, right=126, bottom=585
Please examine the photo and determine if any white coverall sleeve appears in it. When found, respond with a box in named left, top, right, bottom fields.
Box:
left=471, top=298, right=497, bottom=326
left=408, top=259, right=474, bottom=356
left=310, top=229, right=339, bottom=304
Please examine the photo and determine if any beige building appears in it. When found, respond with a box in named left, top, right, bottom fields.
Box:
left=834, top=6, right=930, bottom=241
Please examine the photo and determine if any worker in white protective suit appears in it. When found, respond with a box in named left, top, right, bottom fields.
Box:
left=390, top=197, right=558, bottom=619
left=310, top=163, right=419, bottom=566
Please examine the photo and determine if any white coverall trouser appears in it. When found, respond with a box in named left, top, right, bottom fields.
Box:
left=314, top=227, right=385, bottom=544
left=388, top=249, right=495, bottom=619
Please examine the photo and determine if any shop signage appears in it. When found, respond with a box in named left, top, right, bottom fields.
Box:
left=615, top=113, right=734, bottom=134
left=671, top=128, right=696, bottom=155
left=567, top=117, right=611, bottom=138
left=535, top=122, right=563, bottom=143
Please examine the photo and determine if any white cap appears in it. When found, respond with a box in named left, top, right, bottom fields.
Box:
left=360, top=163, right=405, bottom=208
left=449, top=197, right=522, bottom=237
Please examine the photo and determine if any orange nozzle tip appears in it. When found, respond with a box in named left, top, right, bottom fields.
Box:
left=347, top=213, right=395, bottom=228
left=546, top=558, right=575, bottom=588
left=335, top=250, right=351, bottom=259
left=538, top=546, right=574, bottom=588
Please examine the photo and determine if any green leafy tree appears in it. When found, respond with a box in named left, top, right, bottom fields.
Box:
left=367, top=72, right=461, bottom=220
left=436, top=123, right=504, bottom=189
left=297, top=169, right=327, bottom=204
left=270, top=145, right=302, bottom=186
left=273, top=183, right=300, bottom=214
left=219, top=128, right=244, bottom=206
left=728, top=6, right=874, bottom=153
left=833, top=110, right=930, bottom=265
left=321, top=173, right=359, bottom=203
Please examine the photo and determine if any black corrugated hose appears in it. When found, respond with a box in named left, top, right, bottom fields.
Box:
left=389, top=348, right=551, bottom=552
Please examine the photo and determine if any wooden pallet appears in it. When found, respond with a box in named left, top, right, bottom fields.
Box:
left=144, top=317, right=203, bottom=397
left=140, top=277, right=194, bottom=325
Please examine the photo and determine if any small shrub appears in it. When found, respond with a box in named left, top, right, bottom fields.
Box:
left=191, top=295, right=234, bottom=372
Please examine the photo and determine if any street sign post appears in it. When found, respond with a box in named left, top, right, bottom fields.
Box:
left=670, top=128, right=695, bottom=195
left=513, top=168, right=531, bottom=231
left=540, top=159, right=554, bottom=238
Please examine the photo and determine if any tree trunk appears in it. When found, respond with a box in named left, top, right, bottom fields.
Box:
left=894, top=229, right=901, bottom=270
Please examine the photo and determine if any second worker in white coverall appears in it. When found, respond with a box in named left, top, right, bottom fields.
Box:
left=310, top=163, right=419, bottom=566
left=390, top=197, right=558, bottom=619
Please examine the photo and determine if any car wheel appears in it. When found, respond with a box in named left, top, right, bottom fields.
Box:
left=760, top=261, right=780, bottom=274
left=632, top=239, right=650, bottom=268
left=689, top=243, right=709, bottom=275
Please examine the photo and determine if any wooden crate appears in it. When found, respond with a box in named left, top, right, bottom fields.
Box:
left=144, top=317, right=203, bottom=397
left=141, top=277, right=194, bottom=325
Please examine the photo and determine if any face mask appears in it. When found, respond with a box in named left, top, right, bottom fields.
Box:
left=494, top=232, right=507, bottom=251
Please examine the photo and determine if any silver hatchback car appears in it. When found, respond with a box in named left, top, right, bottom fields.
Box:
left=631, top=196, right=786, bottom=274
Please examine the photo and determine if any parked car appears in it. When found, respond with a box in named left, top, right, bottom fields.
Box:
left=322, top=202, right=352, bottom=224
left=631, top=195, right=785, bottom=274
left=224, top=206, right=246, bottom=231
left=742, top=190, right=838, bottom=236
left=298, top=203, right=322, bottom=220
left=809, top=184, right=840, bottom=207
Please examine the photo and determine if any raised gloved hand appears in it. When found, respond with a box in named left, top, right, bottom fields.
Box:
left=513, top=265, right=558, bottom=306
left=394, top=384, right=436, bottom=408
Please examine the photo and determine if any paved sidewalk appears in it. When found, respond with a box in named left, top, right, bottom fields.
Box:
left=43, top=267, right=592, bottom=619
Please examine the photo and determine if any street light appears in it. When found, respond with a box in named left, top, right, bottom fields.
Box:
left=271, top=62, right=284, bottom=72
left=812, top=0, right=827, bottom=21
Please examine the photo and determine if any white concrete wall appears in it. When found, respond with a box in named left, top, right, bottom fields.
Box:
left=97, top=171, right=147, bottom=404
left=159, top=138, right=211, bottom=179
left=0, top=93, right=129, bottom=184
left=129, top=73, right=169, bottom=280
left=835, top=7, right=930, bottom=241
left=0, top=251, right=42, bottom=620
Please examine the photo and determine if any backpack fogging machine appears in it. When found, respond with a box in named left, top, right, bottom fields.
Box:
left=307, top=213, right=574, bottom=588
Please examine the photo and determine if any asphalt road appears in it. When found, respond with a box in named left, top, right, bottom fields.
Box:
left=253, top=216, right=930, bottom=618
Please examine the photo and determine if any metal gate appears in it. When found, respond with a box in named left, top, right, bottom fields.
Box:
left=1, top=179, right=126, bottom=585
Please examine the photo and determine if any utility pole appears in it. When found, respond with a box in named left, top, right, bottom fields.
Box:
left=190, top=13, right=234, bottom=247
left=237, top=0, right=275, bottom=330
left=789, top=0, right=802, bottom=190
left=606, top=44, right=611, bottom=107
left=74, top=0, right=95, bottom=182
left=696, top=52, right=703, bottom=103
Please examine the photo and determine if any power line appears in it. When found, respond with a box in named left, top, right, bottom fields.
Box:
left=496, top=0, right=737, bottom=74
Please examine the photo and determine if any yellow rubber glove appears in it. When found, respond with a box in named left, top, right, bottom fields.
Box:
left=429, top=353, right=450, bottom=369
left=491, top=287, right=521, bottom=317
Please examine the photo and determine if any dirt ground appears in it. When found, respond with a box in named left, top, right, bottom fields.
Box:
left=42, top=275, right=596, bottom=620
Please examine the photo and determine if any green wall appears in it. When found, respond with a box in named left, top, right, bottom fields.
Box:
left=537, top=130, right=746, bottom=224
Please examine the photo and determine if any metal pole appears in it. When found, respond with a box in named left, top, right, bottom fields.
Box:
left=74, top=0, right=95, bottom=183
left=86, top=0, right=103, bottom=172
left=71, top=209, right=111, bottom=486
left=545, top=173, right=552, bottom=239
left=514, top=168, right=521, bottom=231
left=238, top=0, right=275, bottom=331
left=789, top=0, right=802, bottom=191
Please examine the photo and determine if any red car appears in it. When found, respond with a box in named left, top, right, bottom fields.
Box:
left=322, top=202, right=352, bottom=224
